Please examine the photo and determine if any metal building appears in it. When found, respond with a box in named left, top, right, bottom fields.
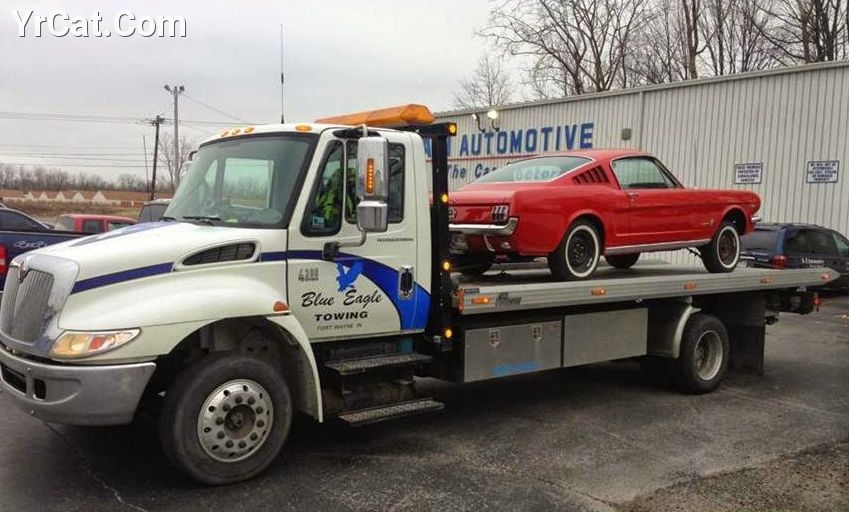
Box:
left=433, top=61, right=849, bottom=264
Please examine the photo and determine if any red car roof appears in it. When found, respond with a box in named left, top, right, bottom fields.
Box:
left=58, top=214, right=136, bottom=222
left=515, top=148, right=651, bottom=162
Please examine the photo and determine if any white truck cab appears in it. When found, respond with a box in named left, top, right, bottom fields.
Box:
left=0, top=105, right=835, bottom=485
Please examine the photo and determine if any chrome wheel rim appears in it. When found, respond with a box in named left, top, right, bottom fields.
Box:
left=566, top=226, right=599, bottom=277
left=694, top=330, right=723, bottom=381
left=197, top=379, right=273, bottom=463
left=717, top=227, right=739, bottom=268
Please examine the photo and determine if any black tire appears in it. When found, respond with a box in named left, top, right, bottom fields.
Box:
left=159, top=352, right=292, bottom=485
left=548, top=220, right=601, bottom=281
left=670, top=314, right=730, bottom=394
left=701, top=221, right=740, bottom=273
left=605, top=253, right=640, bottom=269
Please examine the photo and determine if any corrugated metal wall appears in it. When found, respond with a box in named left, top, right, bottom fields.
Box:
left=435, top=62, right=849, bottom=265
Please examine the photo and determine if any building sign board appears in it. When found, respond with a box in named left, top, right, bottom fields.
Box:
left=806, top=160, right=839, bottom=184
left=425, top=121, right=595, bottom=185
left=734, top=162, right=763, bottom=184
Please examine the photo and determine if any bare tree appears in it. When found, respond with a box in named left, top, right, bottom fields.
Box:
left=756, top=0, right=848, bottom=63
left=701, top=0, right=775, bottom=75
left=453, top=53, right=515, bottom=109
left=628, top=0, right=689, bottom=84
left=480, top=0, right=648, bottom=97
left=157, top=132, right=195, bottom=191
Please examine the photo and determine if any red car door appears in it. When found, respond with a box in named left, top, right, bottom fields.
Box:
left=609, top=157, right=696, bottom=246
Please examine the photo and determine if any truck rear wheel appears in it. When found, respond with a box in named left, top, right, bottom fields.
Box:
left=159, top=352, right=292, bottom=485
left=670, top=313, right=729, bottom=394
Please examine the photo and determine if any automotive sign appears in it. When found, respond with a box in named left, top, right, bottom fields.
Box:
left=734, top=162, right=763, bottom=184
left=806, top=160, right=839, bottom=184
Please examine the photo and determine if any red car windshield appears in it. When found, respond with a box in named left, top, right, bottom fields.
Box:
left=476, top=156, right=591, bottom=183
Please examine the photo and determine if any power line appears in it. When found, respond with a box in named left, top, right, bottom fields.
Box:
left=0, top=143, right=142, bottom=149
left=0, top=161, right=148, bottom=168
left=0, top=110, right=240, bottom=127
left=0, top=151, right=147, bottom=157
left=183, top=93, right=253, bottom=124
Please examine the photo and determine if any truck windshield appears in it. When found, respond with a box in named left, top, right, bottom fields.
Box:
left=476, top=156, right=591, bottom=183
left=165, top=134, right=316, bottom=228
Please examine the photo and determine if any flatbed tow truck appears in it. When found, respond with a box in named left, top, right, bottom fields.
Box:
left=0, top=104, right=836, bottom=484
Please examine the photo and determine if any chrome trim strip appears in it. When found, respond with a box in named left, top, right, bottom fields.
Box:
left=450, top=217, right=518, bottom=236
left=605, top=238, right=711, bottom=255
left=751, top=215, right=762, bottom=224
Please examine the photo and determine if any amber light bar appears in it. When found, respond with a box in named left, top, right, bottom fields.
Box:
left=316, top=104, right=435, bottom=128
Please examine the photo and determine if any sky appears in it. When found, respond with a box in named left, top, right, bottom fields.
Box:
left=0, top=0, right=493, bottom=181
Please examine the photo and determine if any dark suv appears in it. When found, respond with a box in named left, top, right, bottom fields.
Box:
left=740, top=223, right=849, bottom=291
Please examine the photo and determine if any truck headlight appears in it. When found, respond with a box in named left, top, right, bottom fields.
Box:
left=50, top=329, right=140, bottom=359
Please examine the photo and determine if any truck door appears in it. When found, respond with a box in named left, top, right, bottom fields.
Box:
left=286, top=134, right=426, bottom=340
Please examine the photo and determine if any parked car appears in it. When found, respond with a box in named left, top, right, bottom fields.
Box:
left=53, top=214, right=136, bottom=234
left=0, top=210, right=86, bottom=290
left=137, top=198, right=171, bottom=223
left=448, top=150, right=761, bottom=280
left=741, top=223, right=849, bottom=291
left=0, top=208, right=50, bottom=231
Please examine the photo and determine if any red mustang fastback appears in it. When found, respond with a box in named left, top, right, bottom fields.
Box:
left=448, top=149, right=761, bottom=280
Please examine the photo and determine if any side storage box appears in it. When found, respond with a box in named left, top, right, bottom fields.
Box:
left=563, top=309, right=647, bottom=367
left=463, top=321, right=562, bottom=382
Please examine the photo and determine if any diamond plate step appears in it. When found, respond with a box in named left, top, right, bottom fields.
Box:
left=324, top=352, right=433, bottom=376
left=338, top=398, right=444, bottom=427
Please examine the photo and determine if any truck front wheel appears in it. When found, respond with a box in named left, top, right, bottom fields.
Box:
left=159, top=352, right=292, bottom=485
left=670, top=314, right=730, bottom=394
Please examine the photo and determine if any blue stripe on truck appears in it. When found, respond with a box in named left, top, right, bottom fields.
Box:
left=69, top=251, right=431, bottom=331
left=71, top=263, right=174, bottom=294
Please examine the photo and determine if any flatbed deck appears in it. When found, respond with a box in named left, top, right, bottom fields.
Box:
left=454, top=264, right=836, bottom=314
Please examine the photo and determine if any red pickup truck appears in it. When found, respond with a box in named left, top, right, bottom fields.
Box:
left=53, top=214, right=136, bottom=234
left=448, top=149, right=761, bottom=280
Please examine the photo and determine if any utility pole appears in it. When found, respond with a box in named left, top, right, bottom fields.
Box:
left=142, top=135, right=149, bottom=191
left=164, top=84, right=185, bottom=186
left=146, top=115, right=166, bottom=200
left=280, top=23, right=286, bottom=124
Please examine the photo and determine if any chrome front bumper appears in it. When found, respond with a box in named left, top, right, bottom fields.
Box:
left=0, top=343, right=155, bottom=425
left=449, top=217, right=518, bottom=236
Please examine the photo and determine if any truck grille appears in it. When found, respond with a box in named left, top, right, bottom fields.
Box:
left=1, top=266, right=54, bottom=343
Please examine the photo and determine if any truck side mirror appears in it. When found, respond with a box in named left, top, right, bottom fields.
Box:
left=356, top=136, right=389, bottom=233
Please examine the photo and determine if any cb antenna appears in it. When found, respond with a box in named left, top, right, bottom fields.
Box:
left=280, top=24, right=285, bottom=123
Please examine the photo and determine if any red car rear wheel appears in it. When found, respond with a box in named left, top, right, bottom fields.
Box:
left=549, top=220, right=601, bottom=280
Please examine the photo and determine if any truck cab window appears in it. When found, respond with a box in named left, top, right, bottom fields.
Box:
left=303, top=141, right=346, bottom=236
left=82, top=219, right=103, bottom=233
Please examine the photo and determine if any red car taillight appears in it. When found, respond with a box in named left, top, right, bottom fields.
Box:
left=491, top=205, right=509, bottom=223
left=0, top=245, right=7, bottom=275
left=771, top=254, right=787, bottom=268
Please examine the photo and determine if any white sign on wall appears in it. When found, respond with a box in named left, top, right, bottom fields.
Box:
left=806, top=160, right=839, bottom=184
left=734, top=162, right=763, bottom=184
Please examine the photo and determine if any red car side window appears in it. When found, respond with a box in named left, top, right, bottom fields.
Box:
left=612, top=157, right=677, bottom=190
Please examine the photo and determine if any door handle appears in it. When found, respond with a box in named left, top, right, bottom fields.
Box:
left=626, top=191, right=639, bottom=201
left=398, top=265, right=414, bottom=300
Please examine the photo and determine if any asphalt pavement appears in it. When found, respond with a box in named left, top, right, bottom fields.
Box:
left=1, top=294, right=847, bottom=512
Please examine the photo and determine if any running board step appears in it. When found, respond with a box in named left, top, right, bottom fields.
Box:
left=324, top=352, right=433, bottom=376
left=338, top=398, right=444, bottom=426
